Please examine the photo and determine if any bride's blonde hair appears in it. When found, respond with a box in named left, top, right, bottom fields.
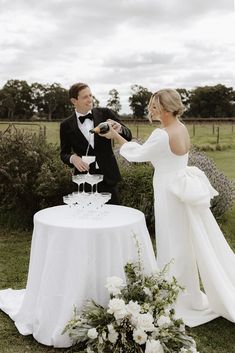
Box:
left=148, top=89, right=185, bottom=122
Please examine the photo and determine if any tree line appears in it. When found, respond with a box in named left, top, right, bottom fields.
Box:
left=0, top=79, right=234, bottom=120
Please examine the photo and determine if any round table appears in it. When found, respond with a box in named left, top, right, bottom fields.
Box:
left=0, top=205, right=157, bottom=347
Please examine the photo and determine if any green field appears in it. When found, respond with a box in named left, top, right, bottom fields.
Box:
left=0, top=121, right=235, bottom=352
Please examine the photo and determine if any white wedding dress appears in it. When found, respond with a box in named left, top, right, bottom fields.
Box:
left=120, top=128, right=235, bottom=327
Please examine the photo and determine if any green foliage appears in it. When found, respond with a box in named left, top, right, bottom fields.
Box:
left=194, top=143, right=232, bottom=152
left=128, top=85, right=152, bottom=119
left=0, top=130, right=72, bottom=228
left=119, top=162, right=155, bottom=233
left=188, top=84, right=235, bottom=118
left=107, top=89, right=122, bottom=113
left=0, top=79, right=33, bottom=119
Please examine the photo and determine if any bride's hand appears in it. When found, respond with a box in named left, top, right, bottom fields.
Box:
left=99, top=124, right=119, bottom=139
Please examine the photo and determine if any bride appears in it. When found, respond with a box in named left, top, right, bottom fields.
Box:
left=101, top=88, right=235, bottom=327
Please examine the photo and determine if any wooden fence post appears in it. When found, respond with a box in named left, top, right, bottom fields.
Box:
left=216, top=126, right=220, bottom=144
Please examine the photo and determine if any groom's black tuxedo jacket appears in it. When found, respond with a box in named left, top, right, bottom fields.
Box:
left=60, top=107, right=132, bottom=186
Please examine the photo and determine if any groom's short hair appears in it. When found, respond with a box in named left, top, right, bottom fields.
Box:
left=69, top=83, right=89, bottom=99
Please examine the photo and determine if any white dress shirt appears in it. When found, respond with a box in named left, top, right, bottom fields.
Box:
left=75, top=110, right=94, bottom=149
left=69, top=110, right=95, bottom=165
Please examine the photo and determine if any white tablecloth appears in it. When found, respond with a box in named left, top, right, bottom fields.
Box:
left=0, top=205, right=157, bottom=347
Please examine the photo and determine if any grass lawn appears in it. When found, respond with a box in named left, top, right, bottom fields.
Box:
left=0, top=121, right=235, bottom=352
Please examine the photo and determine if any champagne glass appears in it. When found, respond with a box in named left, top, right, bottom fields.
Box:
left=63, top=195, right=74, bottom=208
left=82, top=156, right=96, bottom=176
left=86, top=174, right=103, bottom=193
left=72, top=174, right=87, bottom=193
left=93, top=174, right=103, bottom=193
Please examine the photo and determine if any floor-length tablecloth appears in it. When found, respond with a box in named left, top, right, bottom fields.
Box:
left=0, top=205, right=157, bottom=347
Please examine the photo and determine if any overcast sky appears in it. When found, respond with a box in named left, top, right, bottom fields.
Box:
left=0, top=0, right=234, bottom=113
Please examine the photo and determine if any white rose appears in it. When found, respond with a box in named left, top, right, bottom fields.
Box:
left=108, top=331, right=119, bottom=344
left=107, top=323, right=115, bottom=332
left=151, top=327, right=160, bottom=339
left=145, top=339, right=164, bottom=353
left=133, top=329, right=148, bottom=345
left=105, top=276, right=124, bottom=295
left=164, top=308, right=171, bottom=316
left=130, top=314, right=138, bottom=326
left=157, top=315, right=171, bottom=327
left=107, top=298, right=128, bottom=320
left=87, top=328, right=98, bottom=340
left=126, top=300, right=141, bottom=316
left=136, top=313, right=155, bottom=332
left=143, top=287, right=152, bottom=297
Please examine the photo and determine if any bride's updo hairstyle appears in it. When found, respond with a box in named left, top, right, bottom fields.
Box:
left=148, top=89, right=185, bottom=122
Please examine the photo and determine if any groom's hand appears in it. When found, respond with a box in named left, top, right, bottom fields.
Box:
left=70, top=155, right=89, bottom=172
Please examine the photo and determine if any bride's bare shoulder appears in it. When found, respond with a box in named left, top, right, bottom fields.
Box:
left=165, top=123, right=190, bottom=154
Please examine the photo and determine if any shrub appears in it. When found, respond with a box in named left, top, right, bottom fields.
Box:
left=119, top=162, right=155, bottom=234
left=188, top=146, right=234, bottom=218
left=0, top=130, right=72, bottom=228
left=195, top=143, right=232, bottom=152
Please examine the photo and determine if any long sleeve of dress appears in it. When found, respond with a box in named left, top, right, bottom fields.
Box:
left=119, top=129, right=165, bottom=162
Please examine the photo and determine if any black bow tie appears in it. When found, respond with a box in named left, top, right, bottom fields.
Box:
left=79, top=113, right=93, bottom=124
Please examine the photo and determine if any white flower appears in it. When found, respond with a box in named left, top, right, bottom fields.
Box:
left=151, top=327, right=160, bottom=339
left=108, top=331, right=119, bottom=344
left=86, top=347, right=95, bottom=353
left=145, top=339, right=164, bottom=353
left=105, top=276, right=124, bottom=295
left=133, top=329, right=148, bottom=345
left=107, top=298, right=128, bottom=320
left=179, top=348, right=188, bottom=353
left=143, top=287, right=152, bottom=297
left=130, top=314, right=138, bottom=326
left=126, top=300, right=141, bottom=316
left=164, top=308, right=171, bottom=316
left=87, top=328, right=98, bottom=340
left=136, top=313, right=155, bottom=332
left=157, top=315, right=171, bottom=327
left=107, top=324, right=115, bottom=332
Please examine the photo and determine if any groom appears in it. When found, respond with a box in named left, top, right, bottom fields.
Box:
left=60, top=82, right=132, bottom=204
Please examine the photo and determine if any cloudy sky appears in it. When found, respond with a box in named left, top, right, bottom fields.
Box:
left=0, top=0, right=234, bottom=112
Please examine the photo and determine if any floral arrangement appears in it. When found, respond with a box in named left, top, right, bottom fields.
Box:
left=63, top=240, right=199, bottom=353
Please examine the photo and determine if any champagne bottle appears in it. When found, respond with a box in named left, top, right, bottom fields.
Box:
left=89, top=122, right=110, bottom=134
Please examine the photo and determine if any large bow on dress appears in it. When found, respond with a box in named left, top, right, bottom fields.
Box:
left=169, top=166, right=218, bottom=207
